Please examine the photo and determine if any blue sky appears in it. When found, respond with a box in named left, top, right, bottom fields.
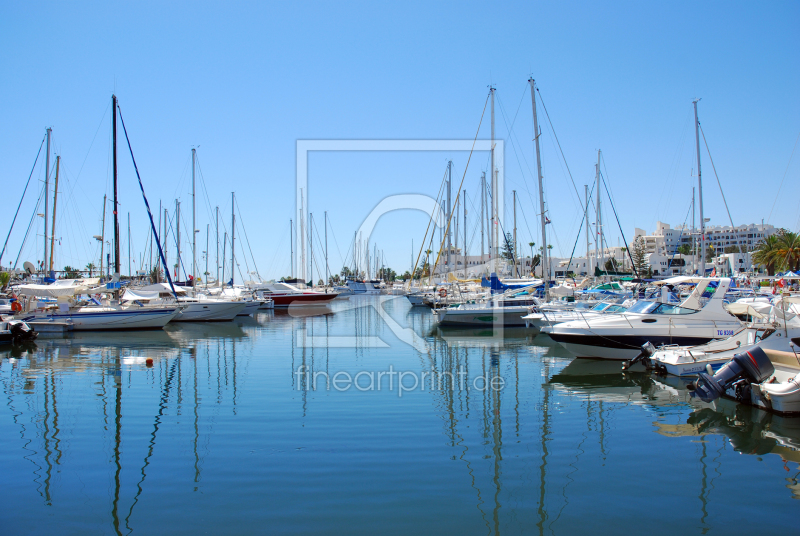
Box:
left=1, top=1, right=798, bottom=280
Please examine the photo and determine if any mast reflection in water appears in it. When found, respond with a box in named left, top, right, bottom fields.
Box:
left=1, top=300, right=797, bottom=535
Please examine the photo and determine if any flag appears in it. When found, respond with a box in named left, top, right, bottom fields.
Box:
left=710, top=268, right=716, bottom=277
left=545, top=217, right=551, bottom=225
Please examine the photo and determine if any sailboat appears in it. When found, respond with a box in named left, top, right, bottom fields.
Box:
left=13, top=95, right=182, bottom=330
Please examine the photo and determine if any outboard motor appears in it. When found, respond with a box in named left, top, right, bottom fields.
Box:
left=688, top=346, right=774, bottom=403
left=7, top=320, right=38, bottom=345
left=622, top=342, right=656, bottom=371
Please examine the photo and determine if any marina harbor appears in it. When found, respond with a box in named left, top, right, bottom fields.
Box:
left=2, top=3, right=798, bottom=535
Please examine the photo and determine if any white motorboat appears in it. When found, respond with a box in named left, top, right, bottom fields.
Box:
left=625, top=298, right=800, bottom=376
left=431, top=292, right=540, bottom=328
left=18, top=304, right=181, bottom=331
left=345, top=280, right=381, bottom=295
left=522, top=301, right=629, bottom=330
left=125, top=285, right=246, bottom=322
left=689, top=335, right=800, bottom=415
left=545, top=278, right=743, bottom=360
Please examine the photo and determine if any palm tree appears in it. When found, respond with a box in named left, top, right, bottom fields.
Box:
left=752, top=235, right=782, bottom=276
left=85, top=262, right=96, bottom=277
left=776, top=231, right=800, bottom=272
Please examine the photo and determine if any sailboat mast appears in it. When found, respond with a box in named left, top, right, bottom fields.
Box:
left=192, top=148, right=197, bottom=290
left=324, top=211, right=329, bottom=285
left=112, top=95, right=120, bottom=277
left=230, top=192, right=235, bottom=286
left=176, top=200, right=181, bottom=278
left=205, top=223, right=209, bottom=288
left=215, top=206, right=219, bottom=284
left=309, top=212, right=314, bottom=287
left=127, top=212, right=131, bottom=277
left=290, top=219, right=294, bottom=277
left=43, top=127, right=52, bottom=273
left=692, top=186, right=696, bottom=275
left=694, top=100, right=705, bottom=276
left=596, top=150, right=603, bottom=274
left=585, top=185, right=590, bottom=275
left=163, top=207, right=168, bottom=280
left=463, top=189, right=467, bottom=277
left=49, top=155, right=60, bottom=274
left=490, top=86, right=497, bottom=265
left=100, top=195, right=107, bottom=278
left=447, top=160, right=452, bottom=273
left=513, top=190, right=517, bottom=277
left=529, top=78, right=547, bottom=298
left=480, top=171, right=485, bottom=262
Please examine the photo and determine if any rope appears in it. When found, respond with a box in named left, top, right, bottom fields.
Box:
left=768, top=130, right=800, bottom=224
left=565, top=182, right=596, bottom=279
left=117, top=102, right=179, bottom=298
left=409, top=163, right=450, bottom=285
left=0, top=133, right=46, bottom=266
left=432, top=93, right=490, bottom=275
left=599, top=171, right=639, bottom=278
left=699, top=124, right=736, bottom=232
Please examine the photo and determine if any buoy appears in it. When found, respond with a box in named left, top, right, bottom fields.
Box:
left=145, top=358, right=154, bottom=367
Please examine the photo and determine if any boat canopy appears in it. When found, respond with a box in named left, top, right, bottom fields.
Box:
left=15, top=278, right=99, bottom=297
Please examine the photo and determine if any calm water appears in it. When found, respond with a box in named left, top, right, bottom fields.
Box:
left=1, top=297, right=797, bottom=535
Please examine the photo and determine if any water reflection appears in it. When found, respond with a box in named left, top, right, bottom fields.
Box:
left=0, top=319, right=259, bottom=535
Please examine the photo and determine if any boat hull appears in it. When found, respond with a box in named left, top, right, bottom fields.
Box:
left=547, top=332, right=718, bottom=360
left=19, top=307, right=180, bottom=331
left=173, top=301, right=246, bottom=322
left=270, top=293, right=338, bottom=308
left=433, top=306, right=533, bottom=328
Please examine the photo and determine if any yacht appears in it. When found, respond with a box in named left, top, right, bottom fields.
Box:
left=545, top=278, right=743, bottom=360
left=523, top=301, right=630, bottom=330
left=431, top=291, right=540, bottom=327
left=125, top=284, right=246, bottom=322
left=259, top=282, right=338, bottom=308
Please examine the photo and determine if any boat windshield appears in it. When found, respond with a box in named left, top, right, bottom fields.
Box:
left=650, top=303, right=698, bottom=315
left=626, top=301, right=659, bottom=314
left=605, top=305, right=625, bottom=313
left=591, top=302, right=610, bottom=312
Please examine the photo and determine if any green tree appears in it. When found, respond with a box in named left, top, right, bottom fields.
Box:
left=149, top=266, right=163, bottom=283
left=0, top=272, right=10, bottom=292
left=776, top=230, right=800, bottom=272
left=723, top=245, right=743, bottom=254
left=85, top=262, right=96, bottom=277
left=677, top=244, right=692, bottom=256
left=752, top=235, right=782, bottom=275
left=631, top=236, right=648, bottom=275
left=63, top=266, right=79, bottom=278
left=501, top=232, right=515, bottom=261
left=604, top=258, right=619, bottom=272
left=340, top=266, right=353, bottom=279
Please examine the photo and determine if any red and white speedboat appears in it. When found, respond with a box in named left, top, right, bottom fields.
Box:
left=257, top=282, right=338, bottom=308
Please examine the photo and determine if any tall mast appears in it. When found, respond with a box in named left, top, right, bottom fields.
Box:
left=215, top=206, right=219, bottom=284
left=490, top=86, right=497, bottom=265
left=49, top=155, right=60, bottom=274
left=100, top=195, right=107, bottom=278
left=529, top=78, right=547, bottom=298
left=230, top=192, right=235, bottom=286
left=127, top=212, right=131, bottom=277
left=156, top=200, right=161, bottom=282
left=43, top=127, right=51, bottom=272
left=192, top=148, right=197, bottom=290
left=205, top=223, right=209, bottom=288
left=463, top=189, right=467, bottom=278
left=692, top=186, right=696, bottom=275
left=309, top=213, right=314, bottom=287
left=595, top=150, right=603, bottom=274
left=513, top=190, right=517, bottom=277
left=447, top=160, right=452, bottom=273
left=112, top=95, right=120, bottom=277
left=324, top=211, right=329, bottom=285
left=299, top=189, right=305, bottom=283
left=222, top=232, right=227, bottom=285
left=694, top=99, right=705, bottom=276
left=290, top=219, right=294, bottom=277
left=176, top=200, right=181, bottom=278
left=585, top=185, right=590, bottom=275
left=480, top=171, right=485, bottom=262
left=163, top=207, right=169, bottom=280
